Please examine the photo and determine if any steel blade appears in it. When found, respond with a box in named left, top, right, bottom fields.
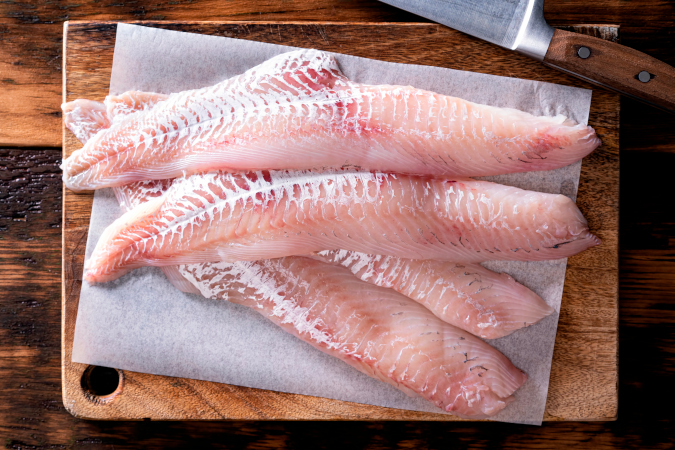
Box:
left=380, top=0, right=533, bottom=50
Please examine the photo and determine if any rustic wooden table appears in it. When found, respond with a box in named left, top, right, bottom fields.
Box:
left=1, top=1, right=673, bottom=448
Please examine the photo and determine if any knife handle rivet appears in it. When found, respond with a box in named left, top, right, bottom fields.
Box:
left=638, top=71, right=652, bottom=83
left=577, top=47, right=591, bottom=59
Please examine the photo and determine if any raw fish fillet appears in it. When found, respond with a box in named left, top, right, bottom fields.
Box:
left=112, top=177, right=529, bottom=416
left=172, top=256, right=527, bottom=417
left=85, top=170, right=599, bottom=283
left=65, top=110, right=570, bottom=338
left=66, top=89, right=530, bottom=418
left=314, top=250, right=554, bottom=339
left=62, top=49, right=601, bottom=191
left=112, top=179, right=554, bottom=338
left=112, top=179, right=553, bottom=338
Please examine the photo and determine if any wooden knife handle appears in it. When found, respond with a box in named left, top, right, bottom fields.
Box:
left=543, top=29, right=675, bottom=113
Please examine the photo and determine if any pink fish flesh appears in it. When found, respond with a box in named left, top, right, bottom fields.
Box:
left=172, top=256, right=527, bottom=418
left=62, top=49, right=600, bottom=191
left=66, top=91, right=532, bottom=418
left=314, top=250, right=554, bottom=339
left=111, top=179, right=555, bottom=338
left=85, top=169, right=599, bottom=283
left=112, top=177, right=529, bottom=416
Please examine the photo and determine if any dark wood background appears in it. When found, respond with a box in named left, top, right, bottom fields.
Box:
left=0, top=1, right=673, bottom=448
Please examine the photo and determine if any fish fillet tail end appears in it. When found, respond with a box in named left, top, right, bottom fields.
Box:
left=83, top=193, right=167, bottom=284
left=447, top=370, right=528, bottom=418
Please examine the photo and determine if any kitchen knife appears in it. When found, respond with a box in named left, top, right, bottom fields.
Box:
left=380, top=0, right=675, bottom=112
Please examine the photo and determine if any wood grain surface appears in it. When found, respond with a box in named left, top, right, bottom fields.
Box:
left=0, top=24, right=63, bottom=146
left=61, top=21, right=619, bottom=422
left=1, top=1, right=674, bottom=449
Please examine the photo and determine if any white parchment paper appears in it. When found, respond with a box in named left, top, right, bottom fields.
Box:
left=71, top=23, right=595, bottom=425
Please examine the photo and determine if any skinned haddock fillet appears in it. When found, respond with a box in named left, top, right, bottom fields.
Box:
left=85, top=169, right=600, bottom=283
left=108, top=176, right=529, bottom=416
left=65, top=107, right=566, bottom=339
left=171, top=256, right=527, bottom=418
left=313, top=250, right=554, bottom=340
left=61, top=48, right=601, bottom=191
left=110, top=179, right=554, bottom=339
left=67, top=91, right=530, bottom=418
left=106, top=175, right=529, bottom=416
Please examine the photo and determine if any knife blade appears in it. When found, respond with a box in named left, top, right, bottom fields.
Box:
left=380, top=0, right=675, bottom=112
left=380, top=0, right=553, bottom=60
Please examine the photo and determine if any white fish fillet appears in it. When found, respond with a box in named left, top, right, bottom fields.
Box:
left=64, top=74, right=533, bottom=418
left=85, top=169, right=599, bottom=283
left=108, top=168, right=531, bottom=417
left=173, top=256, right=527, bottom=418
left=61, top=49, right=600, bottom=191
left=314, top=250, right=554, bottom=339
left=105, top=163, right=530, bottom=417
left=110, top=179, right=554, bottom=338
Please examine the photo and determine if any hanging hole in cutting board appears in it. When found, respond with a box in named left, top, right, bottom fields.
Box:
left=80, top=365, right=124, bottom=403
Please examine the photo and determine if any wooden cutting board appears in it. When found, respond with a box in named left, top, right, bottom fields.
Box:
left=62, top=21, right=619, bottom=421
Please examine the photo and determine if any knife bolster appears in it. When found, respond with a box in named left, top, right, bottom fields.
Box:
left=511, top=0, right=554, bottom=61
